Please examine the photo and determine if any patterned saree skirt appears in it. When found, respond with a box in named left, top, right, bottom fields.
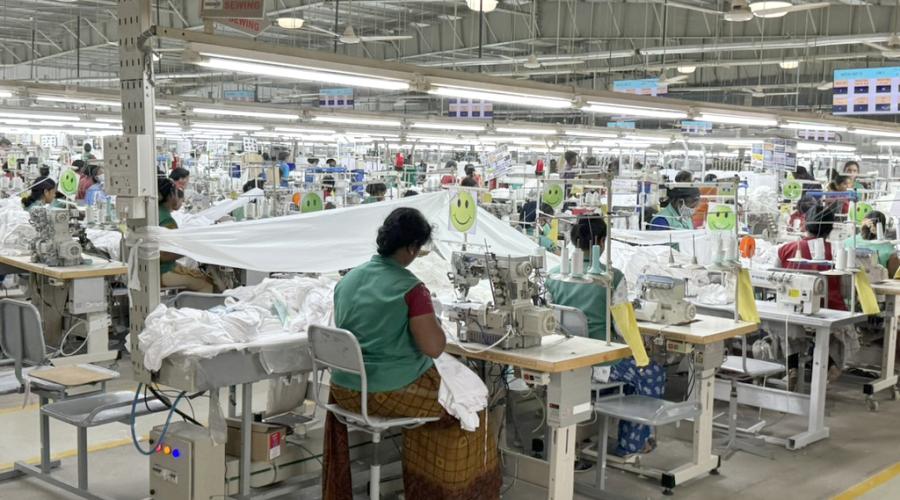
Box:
left=323, top=367, right=502, bottom=500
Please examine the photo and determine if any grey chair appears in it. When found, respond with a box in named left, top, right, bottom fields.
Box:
left=168, top=291, right=230, bottom=310
left=308, top=325, right=439, bottom=500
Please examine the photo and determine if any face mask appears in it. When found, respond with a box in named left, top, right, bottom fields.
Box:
left=96, top=174, right=105, bottom=184
left=678, top=203, right=694, bottom=218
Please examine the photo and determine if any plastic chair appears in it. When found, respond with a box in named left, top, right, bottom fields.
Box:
left=307, top=325, right=439, bottom=499
left=167, top=291, right=230, bottom=310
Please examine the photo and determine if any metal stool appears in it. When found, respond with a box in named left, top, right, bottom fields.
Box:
left=715, top=354, right=785, bottom=459
left=308, top=325, right=439, bottom=499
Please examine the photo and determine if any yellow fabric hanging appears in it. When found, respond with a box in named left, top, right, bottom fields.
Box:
left=855, top=271, right=881, bottom=315
left=737, top=268, right=761, bottom=324
left=894, top=266, right=900, bottom=279
left=610, top=302, right=650, bottom=367
left=548, top=218, right=559, bottom=243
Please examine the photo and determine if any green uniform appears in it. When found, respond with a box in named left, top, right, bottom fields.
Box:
left=846, top=235, right=895, bottom=270
left=159, top=206, right=177, bottom=275
left=332, top=255, right=433, bottom=393
left=649, top=204, right=692, bottom=230
left=526, top=224, right=557, bottom=252
left=545, top=258, right=626, bottom=341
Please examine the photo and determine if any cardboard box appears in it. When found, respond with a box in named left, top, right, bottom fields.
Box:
left=225, top=418, right=285, bottom=462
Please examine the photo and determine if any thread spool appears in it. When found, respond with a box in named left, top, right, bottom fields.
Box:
left=590, top=244, right=603, bottom=275
left=560, top=241, right=570, bottom=276
left=810, top=238, right=826, bottom=261
left=847, top=247, right=856, bottom=269
left=724, top=234, right=737, bottom=261
left=571, top=249, right=584, bottom=277
left=835, top=246, right=847, bottom=271
left=714, top=233, right=725, bottom=264
left=877, top=222, right=885, bottom=241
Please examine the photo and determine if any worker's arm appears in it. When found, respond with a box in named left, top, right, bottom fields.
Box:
left=159, top=251, right=182, bottom=263
left=409, top=314, right=446, bottom=358
left=889, top=254, right=900, bottom=279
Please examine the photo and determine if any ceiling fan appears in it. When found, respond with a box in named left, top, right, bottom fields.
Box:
left=741, top=86, right=799, bottom=98
left=865, top=34, right=900, bottom=58
left=658, top=69, right=691, bottom=85
left=669, top=0, right=831, bottom=22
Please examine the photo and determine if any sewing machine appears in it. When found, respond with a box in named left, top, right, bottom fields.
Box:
left=853, top=247, right=889, bottom=283
left=29, top=206, right=85, bottom=267
left=632, top=274, right=697, bottom=325
left=749, top=269, right=826, bottom=315
left=445, top=251, right=557, bottom=349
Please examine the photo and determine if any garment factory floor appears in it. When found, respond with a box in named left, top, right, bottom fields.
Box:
left=0, top=361, right=898, bottom=500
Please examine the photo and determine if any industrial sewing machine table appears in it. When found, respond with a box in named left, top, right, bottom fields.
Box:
left=865, top=280, right=900, bottom=409
left=693, top=301, right=868, bottom=449
left=445, top=335, right=631, bottom=500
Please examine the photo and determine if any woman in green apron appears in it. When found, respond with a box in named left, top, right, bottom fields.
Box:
left=545, top=216, right=666, bottom=457
left=22, top=178, right=60, bottom=210
left=649, top=186, right=700, bottom=230
left=846, top=210, right=900, bottom=277
left=323, top=207, right=501, bottom=500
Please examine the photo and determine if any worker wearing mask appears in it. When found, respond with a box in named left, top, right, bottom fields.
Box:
left=158, top=178, right=214, bottom=293
left=363, top=182, right=387, bottom=203
left=846, top=210, right=900, bottom=277
left=21, top=178, right=59, bottom=210
left=545, top=216, right=665, bottom=457
left=76, top=162, right=95, bottom=201
left=84, top=165, right=109, bottom=205
left=169, top=167, right=190, bottom=190
left=323, top=208, right=501, bottom=500
left=649, top=187, right=701, bottom=230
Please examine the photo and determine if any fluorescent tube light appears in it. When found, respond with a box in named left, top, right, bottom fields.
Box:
left=195, top=56, right=409, bottom=91
left=697, top=113, right=777, bottom=127
left=0, top=91, right=12, bottom=98
left=686, top=137, right=760, bottom=147
left=494, top=127, right=558, bottom=135
left=36, top=96, right=120, bottom=107
left=192, top=122, right=263, bottom=131
left=311, top=116, right=402, bottom=127
left=779, top=60, right=800, bottom=70
left=155, top=105, right=173, bottom=111
left=193, top=107, right=300, bottom=120
left=876, top=140, right=900, bottom=147
left=583, top=102, right=687, bottom=119
left=564, top=129, right=618, bottom=138
left=780, top=121, right=846, bottom=132
left=0, top=111, right=79, bottom=122
left=428, top=85, right=573, bottom=109
left=274, top=127, right=338, bottom=135
left=853, top=128, right=900, bottom=138
left=411, top=121, right=486, bottom=132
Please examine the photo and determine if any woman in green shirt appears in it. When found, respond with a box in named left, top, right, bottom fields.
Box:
left=21, top=178, right=59, bottom=210
left=158, top=178, right=214, bottom=293
left=846, top=210, right=900, bottom=278
left=649, top=187, right=700, bottom=230
left=323, top=207, right=501, bottom=500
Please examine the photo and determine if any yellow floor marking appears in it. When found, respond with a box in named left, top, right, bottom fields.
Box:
left=833, top=462, right=900, bottom=500
left=0, top=436, right=144, bottom=473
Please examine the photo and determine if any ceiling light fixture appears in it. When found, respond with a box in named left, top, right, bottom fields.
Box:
left=523, top=55, right=541, bottom=69
left=676, top=65, right=697, bottom=74
left=410, top=121, right=486, bottom=132
left=191, top=122, right=264, bottom=131
left=852, top=128, right=900, bottom=138
left=274, top=127, right=338, bottom=135
left=583, top=102, right=688, bottom=119
left=0, top=111, right=80, bottom=122
left=749, top=1, right=792, bottom=18
left=276, top=17, right=305, bottom=29
left=155, top=105, right=173, bottom=111
left=697, top=112, right=778, bottom=127
left=875, top=140, right=900, bottom=147
left=495, top=126, right=559, bottom=135
left=779, top=59, right=800, bottom=69
left=36, top=96, right=120, bottom=107
left=192, top=107, right=300, bottom=120
left=465, top=0, right=498, bottom=13
left=311, top=116, right=402, bottom=127
left=194, top=56, right=410, bottom=91
left=564, top=129, right=618, bottom=138
left=428, top=84, right=573, bottom=109
left=0, top=91, right=11, bottom=98
left=780, top=120, right=846, bottom=132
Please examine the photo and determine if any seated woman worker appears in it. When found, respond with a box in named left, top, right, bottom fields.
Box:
left=323, top=207, right=501, bottom=500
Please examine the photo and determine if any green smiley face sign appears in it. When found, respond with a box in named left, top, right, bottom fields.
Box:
left=59, top=169, right=78, bottom=198
left=782, top=180, right=803, bottom=201
left=450, top=191, right=477, bottom=233
left=301, top=192, right=323, bottom=213
left=855, top=203, right=873, bottom=224
left=706, top=204, right=736, bottom=231
left=543, top=183, right=564, bottom=208
left=719, top=185, right=736, bottom=198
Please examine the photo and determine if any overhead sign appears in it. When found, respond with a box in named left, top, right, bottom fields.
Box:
left=606, top=121, right=636, bottom=129
left=218, top=18, right=265, bottom=35
left=319, top=88, right=354, bottom=109
left=612, top=78, right=667, bottom=96
left=833, top=66, right=900, bottom=115
left=752, top=138, right=797, bottom=172
left=201, top=0, right=265, bottom=19
left=224, top=89, right=256, bottom=102
left=681, top=120, right=712, bottom=135
left=448, top=99, right=493, bottom=119
left=481, top=146, right=513, bottom=181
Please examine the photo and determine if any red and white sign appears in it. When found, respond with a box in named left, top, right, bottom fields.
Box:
left=218, top=17, right=264, bottom=35
left=201, top=0, right=265, bottom=19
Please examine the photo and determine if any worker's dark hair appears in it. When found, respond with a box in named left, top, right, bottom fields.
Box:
left=828, top=174, right=851, bottom=191
left=158, top=177, right=178, bottom=204
left=862, top=210, right=887, bottom=240
left=277, top=151, right=290, bottom=162
left=325, top=158, right=336, bottom=164
left=703, top=173, right=718, bottom=183
left=85, top=163, right=102, bottom=182
left=23, top=178, right=56, bottom=209
left=376, top=207, right=433, bottom=257
left=39, top=165, right=50, bottom=178
left=445, top=160, right=457, bottom=169
left=794, top=166, right=815, bottom=181
left=366, top=182, right=387, bottom=197
left=83, top=143, right=92, bottom=153
left=796, top=195, right=817, bottom=214
left=668, top=186, right=701, bottom=205
left=242, top=178, right=264, bottom=192
left=564, top=150, right=577, bottom=164
left=464, top=164, right=475, bottom=177
left=805, top=204, right=836, bottom=238
left=322, top=175, right=335, bottom=187
left=403, top=189, right=419, bottom=197
left=571, top=216, right=607, bottom=253
left=169, top=167, right=190, bottom=182
left=460, top=176, right=478, bottom=187
left=843, top=160, right=860, bottom=172
left=72, top=159, right=85, bottom=173
left=675, top=170, right=693, bottom=182
left=521, top=201, right=554, bottom=224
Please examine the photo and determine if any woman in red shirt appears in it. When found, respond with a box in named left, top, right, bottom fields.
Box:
left=778, top=204, right=845, bottom=311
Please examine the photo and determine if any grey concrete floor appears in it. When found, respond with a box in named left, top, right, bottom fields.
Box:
left=0, top=368, right=898, bottom=500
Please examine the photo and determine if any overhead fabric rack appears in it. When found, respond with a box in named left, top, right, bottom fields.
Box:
left=145, top=192, right=540, bottom=273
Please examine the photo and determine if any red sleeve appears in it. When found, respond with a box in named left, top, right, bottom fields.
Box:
left=405, top=283, right=434, bottom=318
left=778, top=242, right=798, bottom=268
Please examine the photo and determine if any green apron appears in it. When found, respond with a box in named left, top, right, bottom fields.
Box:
left=546, top=259, right=624, bottom=341
left=651, top=204, right=693, bottom=230
left=159, top=206, right=177, bottom=275
left=332, top=255, right=433, bottom=393
left=846, top=235, right=895, bottom=270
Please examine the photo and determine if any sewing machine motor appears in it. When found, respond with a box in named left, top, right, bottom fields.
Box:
left=29, top=206, right=85, bottom=267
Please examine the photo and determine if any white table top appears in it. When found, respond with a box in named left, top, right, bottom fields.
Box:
left=446, top=335, right=631, bottom=373
left=636, top=314, right=757, bottom=345
left=0, top=253, right=126, bottom=280
left=692, top=300, right=868, bottom=329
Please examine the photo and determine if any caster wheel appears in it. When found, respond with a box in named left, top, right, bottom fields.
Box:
left=710, top=469, right=721, bottom=476
left=892, top=389, right=900, bottom=401
left=866, top=399, right=879, bottom=412
left=663, top=488, right=674, bottom=496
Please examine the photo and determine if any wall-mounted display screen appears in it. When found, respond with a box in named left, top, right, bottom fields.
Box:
left=832, top=66, right=900, bottom=115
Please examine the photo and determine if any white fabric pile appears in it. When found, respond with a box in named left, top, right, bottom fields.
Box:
left=434, top=353, right=488, bottom=432
left=225, top=276, right=336, bottom=334
left=85, top=228, right=123, bottom=261
left=0, top=198, right=35, bottom=255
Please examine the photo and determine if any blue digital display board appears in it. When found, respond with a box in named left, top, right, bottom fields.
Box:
left=832, top=66, right=900, bottom=115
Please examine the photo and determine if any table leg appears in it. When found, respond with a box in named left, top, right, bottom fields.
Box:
left=547, top=424, right=577, bottom=500
left=788, top=327, right=830, bottom=450
left=864, top=295, right=899, bottom=400
left=546, top=367, right=591, bottom=500
left=239, top=382, right=252, bottom=498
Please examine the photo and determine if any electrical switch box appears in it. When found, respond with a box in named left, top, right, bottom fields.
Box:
left=149, top=422, right=225, bottom=500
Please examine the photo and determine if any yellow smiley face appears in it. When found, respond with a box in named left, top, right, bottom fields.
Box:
left=450, top=191, right=477, bottom=232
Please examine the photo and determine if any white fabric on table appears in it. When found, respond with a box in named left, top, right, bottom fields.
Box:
left=0, top=198, right=35, bottom=256
left=434, top=353, right=488, bottom=432
left=174, top=188, right=264, bottom=228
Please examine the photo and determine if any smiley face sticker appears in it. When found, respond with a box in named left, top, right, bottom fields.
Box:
left=449, top=191, right=477, bottom=233
left=301, top=192, right=323, bottom=213
left=706, top=204, right=736, bottom=231
left=855, top=202, right=873, bottom=224
left=782, top=179, right=803, bottom=201
left=59, top=169, right=79, bottom=198
left=543, top=183, right=564, bottom=209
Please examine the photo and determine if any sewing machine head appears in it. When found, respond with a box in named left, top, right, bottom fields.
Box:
left=446, top=250, right=556, bottom=349
left=29, top=206, right=84, bottom=267
left=749, top=269, right=825, bottom=315
left=632, top=274, right=697, bottom=325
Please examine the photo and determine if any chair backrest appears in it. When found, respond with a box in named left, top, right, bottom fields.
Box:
left=169, top=292, right=230, bottom=311
left=552, top=304, right=589, bottom=338
left=307, top=324, right=372, bottom=422
left=0, top=299, right=47, bottom=384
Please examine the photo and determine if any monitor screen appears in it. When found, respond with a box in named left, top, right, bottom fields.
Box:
left=832, top=66, right=900, bottom=115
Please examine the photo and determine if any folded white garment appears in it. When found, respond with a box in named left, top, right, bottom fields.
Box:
left=434, top=353, right=488, bottom=432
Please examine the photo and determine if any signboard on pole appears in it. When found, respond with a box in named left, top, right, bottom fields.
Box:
left=218, top=18, right=265, bottom=35
left=481, top=146, right=513, bottom=181
left=201, top=0, right=265, bottom=19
